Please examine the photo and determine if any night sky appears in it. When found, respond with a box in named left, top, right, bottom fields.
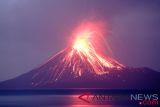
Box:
left=0, top=0, right=160, bottom=81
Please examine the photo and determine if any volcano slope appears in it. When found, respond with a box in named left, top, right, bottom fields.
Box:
left=0, top=48, right=159, bottom=89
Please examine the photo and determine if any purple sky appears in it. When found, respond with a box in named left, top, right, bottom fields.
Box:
left=0, top=0, right=160, bottom=81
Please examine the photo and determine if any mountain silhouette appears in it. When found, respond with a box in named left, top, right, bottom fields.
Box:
left=0, top=47, right=159, bottom=89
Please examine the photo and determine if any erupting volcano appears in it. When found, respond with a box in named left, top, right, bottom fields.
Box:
left=31, top=21, right=124, bottom=86
left=0, top=21, right=160, bottom=89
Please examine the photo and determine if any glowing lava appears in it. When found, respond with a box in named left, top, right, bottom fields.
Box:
left=73, top=36, right=90, bottom=51
left=32, top=21, right=124, bottom=86
left=69, top=26, right=124, bottom=76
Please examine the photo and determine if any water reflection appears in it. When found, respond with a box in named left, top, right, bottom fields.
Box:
left=0, top=95, right=135, bottom=107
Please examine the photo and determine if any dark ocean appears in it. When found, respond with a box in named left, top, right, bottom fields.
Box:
left=0, top=89, right=159, bottom=107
